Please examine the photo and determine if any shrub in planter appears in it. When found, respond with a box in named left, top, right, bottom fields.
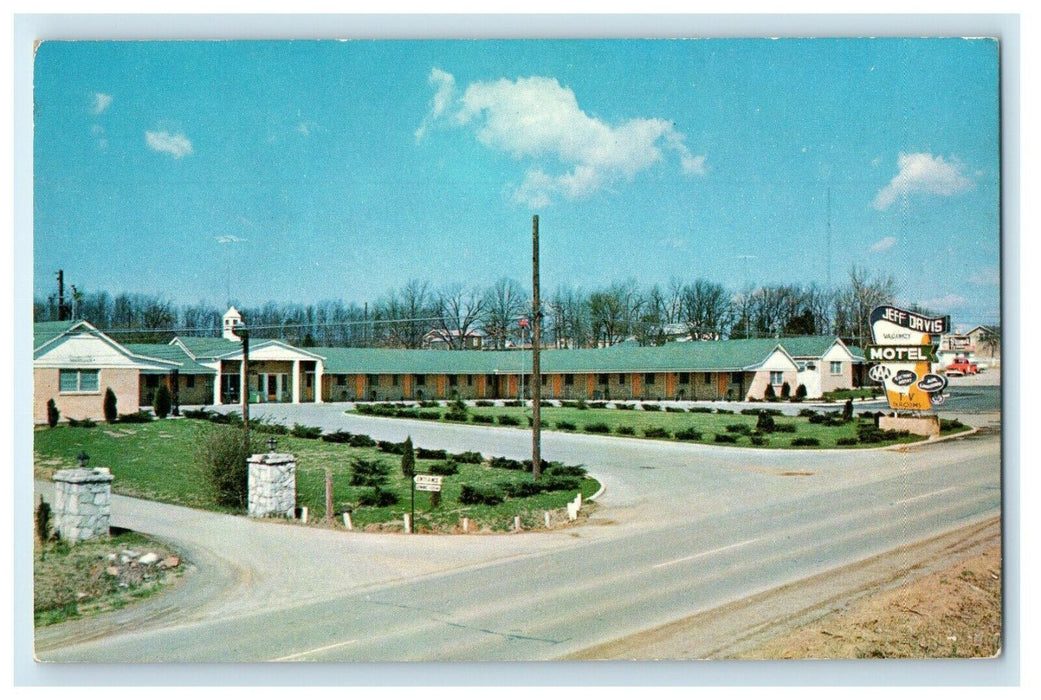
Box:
left=615, top=425, right=636, bottom=435
left=46, top=399, right=60, bottom=428
left=674, top=428, right=702, bottom=441
left=643, top=426, right=671, bottom=438
left=348, top=433, right=377, bottom=448
left=103, top=388, right=118, bottom=424
left=713, top=433, right=738, bottom=443
left=665, top=406, right=686, bottom=413
left=322, top=430, right=355, bottom=444
left=755, top=411, right=776, bottom=433
left=583, top=422, right=611, bottom=433
left=472, top=414, right=495, bottom=424
left=556, top=420, right=577, bottom=431
left=497, top=415, right=521, bottom=426
left=400, top=436, right=415, bottom=479
left=791, top=437, right=821, bottom=447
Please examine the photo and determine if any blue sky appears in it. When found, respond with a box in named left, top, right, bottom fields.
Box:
left=32, top=38, right=1000, bottom=328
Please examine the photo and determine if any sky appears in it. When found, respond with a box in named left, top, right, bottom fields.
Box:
left=32, top=38, right=1001, bottom=329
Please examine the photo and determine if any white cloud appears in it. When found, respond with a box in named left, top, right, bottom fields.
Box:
left=919, top=293, right=968, bottom=311
left=969, top=266, right=1000, bottom=286
left=216, top=235, right=247, bottom=244
left=873, top=152, right=972, bottom=210
left=418, top=70, right=706, bottom=206
left=146, top=130, right=193, bottom=159
left=870, top=236, right=897, bottom=253
left=92, top=92, right=113, bottom=115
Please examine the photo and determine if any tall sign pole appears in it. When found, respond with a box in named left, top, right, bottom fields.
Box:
left=532, top=215, right=542, bottom=481
left=240, top=326, right=250, bottom=453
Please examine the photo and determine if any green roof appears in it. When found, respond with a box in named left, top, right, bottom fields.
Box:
left=175, top=336, right=244, bottom=359
left=33, top=320, right=81, bottom=350
left=123, top=343, right=215, bottom=374
left=310, top=337, right=834, bottom=375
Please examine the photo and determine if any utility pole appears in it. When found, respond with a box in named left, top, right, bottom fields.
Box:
left=56, top=270, right=65, bottom=321
left=531, top=215, right=542, bottom=481
left=239, top=325, right=250, bottom=454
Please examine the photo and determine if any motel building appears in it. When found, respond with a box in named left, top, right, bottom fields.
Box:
left=34, top=307, right=863, bottom=424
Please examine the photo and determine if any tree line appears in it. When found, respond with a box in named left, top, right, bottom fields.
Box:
left=33, top=266, right=897, bottom=350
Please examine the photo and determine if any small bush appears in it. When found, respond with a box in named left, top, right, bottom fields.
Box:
left=794, top=384, right=808, bottom=402
left=589, top=402, right=608, bottom=409
left=842, top=399, right=854, bottom=422
left=290, top=423, right=323, bottom=439
left=252, top=421, right=289, bottom=435
left=153, top=384, right=172, bottom=419
left=46, top=399, right=60, bottom=428
left=183, top=407, right=210, bottom=420
left=940, top=418, right=965, bottom=431
left=416, top=411, right=442, bottom=421
left=526, top=417, right=548, bottom=428
left=459, top=484, right=503, bottom=506
left=475, top=400, right=494, bottom=407
left=615, top=425, right=636, bottom=435
left=836, top=437, right=859, bottom=446
left=472, top=414, right=495, bottom=424
left=689, top=406, right=713, bottom=413
left=725, top=423, right=752, bottom=434
left=791, top=437, right=821, bottom=447
left=715, top=408, right=734, bottom=415
left=357, top=486, right=398, bottom=507
left=377, top=439, right=404, bottom=453
left=36, top=498, right=52, bottom=543
left=742, top=408, right=781, bottom=416
left=419, top=400, right=440, bottom=408
left=773, top=423, right=797, bottom=433
left=444, top=412, right=470, bottom=423
left=750, top=435, right=768, bottom=446
left=641, top=403, right=661, bottom=412
left=615, top=403, right=634, bottom=410
left=197, top=425, right=261, bottom=509
left=400, top=437, right=415, bottom=479
left=522, top=458, right=551, bottom=473
left=643, top=426, right=671, bottom=438
left=713, top=433, right=738, bottom=443
left=489, top=456, right=525, bottom=471
left=583, top=422, right=611, bottom=433
left=103, top=388, right=118, bottom=424
left=394, top=408, right=420, bottom=419
left=674, top=428, right=702, bottom=441
left=497, top=415, right=521, bottom=426
left=756, top=411, right=776, bottom=433
left=798, top=408, right=819, bottom=418
left=575, top=399, right=589, bottom=410
left=417, top=447, right=448, bottom=460
left=67, top=417, right=97, bottom=428
left=665, top=406, right=686, bottom=413
left=556, top=420, right=577, bottom=431
left=503, top=400, right=522, bottom=408
left=348, top=434, right=377, bottom=448
left=350, top=458, right=390, bottom=487
left=546, top=464, right=587, bottom=478
left=322, top=430, right=354, bottom=444
left=429, top=461, right=458, bottom=476
left=117, top=411, right=153, bottom=424
left=451, top=451, right=484, bottom=464
left=780, top=382, right=791, bottom=400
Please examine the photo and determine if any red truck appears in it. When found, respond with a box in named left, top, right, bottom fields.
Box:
left=944, top=357, right=980, bottom=376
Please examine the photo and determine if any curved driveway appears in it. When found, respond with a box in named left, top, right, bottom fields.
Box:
left=35, top=402, right=1002, bottom=662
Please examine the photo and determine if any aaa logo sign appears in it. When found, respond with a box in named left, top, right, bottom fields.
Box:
left=869, top=305, right=949, bottom=411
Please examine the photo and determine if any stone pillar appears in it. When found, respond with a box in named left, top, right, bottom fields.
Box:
left=248, top=453, right=297, bottom=518
left=52, top=467, right=114, bottom=542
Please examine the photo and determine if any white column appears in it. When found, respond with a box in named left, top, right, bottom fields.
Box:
left=213, top=363, right=222, bottom=405
left=292, top=360, right=301, bottom=404
left=314, top=360, right=324, bottom=403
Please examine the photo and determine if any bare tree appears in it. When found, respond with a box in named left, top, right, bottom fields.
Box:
left=482, top=277, right=527, bottom=349
left=833, top=266, right=897, bottom=348
left=431, top=283, right=485, bottom=350
left=680, top=279, right=732, bottom=339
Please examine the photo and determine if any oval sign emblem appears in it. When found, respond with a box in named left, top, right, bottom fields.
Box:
left=930, top=392, right=946, bottom=405
left=868, top=364, right=892, bottom=383
left=917, top=373, right=948, bottom=394
left=892, top=369, right=918, bottom=387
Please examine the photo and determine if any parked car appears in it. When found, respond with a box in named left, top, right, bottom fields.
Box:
left=945, top=357, right=979, bottom=376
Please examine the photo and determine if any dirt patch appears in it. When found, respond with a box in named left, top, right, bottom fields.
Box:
left=735, top=545, right=1001, bottom=659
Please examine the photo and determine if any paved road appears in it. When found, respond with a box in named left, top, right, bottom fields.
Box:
left=35, top=403, right=1001, bottom=662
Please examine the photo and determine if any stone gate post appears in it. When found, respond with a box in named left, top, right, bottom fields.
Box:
left=248, top=452, right=297, bottom=518
left=52, top=467, right=114, bottom=542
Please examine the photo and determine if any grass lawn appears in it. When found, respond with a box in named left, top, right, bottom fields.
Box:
left=354, top=403, right=969, bottom=450
left=33, top=418, right=599, bottom=533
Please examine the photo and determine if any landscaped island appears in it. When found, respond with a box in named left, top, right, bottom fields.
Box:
left=353, top=398, right=970, bottom=449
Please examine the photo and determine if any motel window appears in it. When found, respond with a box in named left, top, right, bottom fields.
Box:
left=618, top=374, right=626, bottom=385
left=770, top=371, right=784, bottom=386
left=186, top=375, right=195, bottom=388
left=678, top=372, right=690, bottom=385
left=392, top=375, right=400, bottom=387
left=704, top=373, right=712, bottom=385
left=541, top=375, right=548, bottom=386
left=337, top=376, right=346, bottom=386
left=564, top=374, right=574, bottom=386
left=144, top=375, right=159, bottom=388
left=731, top=372, right=743, bottom=383
left=59, top=369, right=99, bottom=393
left=598, top=374, right=609, bottom=385
left=830, top=361, right=843, bottom=375
left=467, top=375, right=473, bottom=386
left=449, top=375, right=458, bottom=387
left=644, top=373, right=655, bottom=385
left=416, top=374, right=426, bottom=386
left=369, top=374, right=380, bottom=386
